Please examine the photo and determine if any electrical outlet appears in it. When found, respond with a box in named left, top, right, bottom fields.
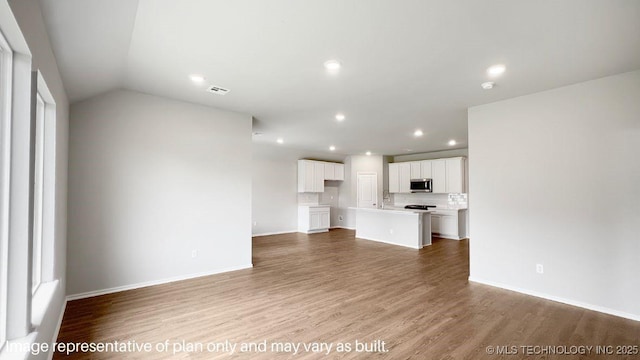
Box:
left=389, top=229, right=394, bottom=234
left=253, top=221, right=257, bottom=227
left=191, top=250, right=197, bottom=258
left=338, top=215, right=343, bottom=222
left=536, top=264, right=544, bottom=274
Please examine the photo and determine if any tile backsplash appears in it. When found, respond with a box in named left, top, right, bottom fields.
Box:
left=392, top=193, right=467, bottom=208
left=298, top=193, right=320, bottom=205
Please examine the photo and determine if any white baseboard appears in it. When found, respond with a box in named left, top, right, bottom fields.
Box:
left=332, top=226, right=355, bottom=230
left=252, top=230, right=297, bottom=237
left=468, top=276, right=640, bottom=322
left=356, top=235, right=421, bottom=250
left=67, top=264, right=253, bottom=301
left=48, top=299, right=67, bottom=360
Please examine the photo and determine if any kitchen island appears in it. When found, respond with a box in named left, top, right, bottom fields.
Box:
left=350, top=207, right=431, bottom=249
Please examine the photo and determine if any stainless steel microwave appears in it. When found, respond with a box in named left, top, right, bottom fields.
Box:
left=410, top=178, right=432, bottom=193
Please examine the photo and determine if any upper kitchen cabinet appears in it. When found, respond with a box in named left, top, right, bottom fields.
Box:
left=389, top=163, right=399, bottom=193
left=445, top=157, right=465, bottom=193
left=388, top=157, right=466, bottom=194
left=298, top=160, right=344, bottom=192
left=420, top=160, right=432, bottom=179
left=410, top=162, right=421, bottom=179
left=324, top=162, right=345, bottom=181
left=388, top=162, right=411, bottom=193
left=431, top=159, right=446, bottom=193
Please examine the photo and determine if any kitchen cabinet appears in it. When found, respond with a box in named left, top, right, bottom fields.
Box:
left=298, top=160, right=343, bottom=192
left=431, top=159, right=446, bottom=193
left=298, top=160, right=324, bottom=192
left=420, top=160, right=432, bottom=179
left=399, top=163, right=411, bottom=193
left=313, top=161, right=325, bottom=192
left=389, top=162, right=411, bottom=193
left=430, top=209, right=468, bottom=240
left=410, top=161, right=421, bottom=179
left=324, top=162, right=345, bottom=181
left=298, top=206, right=330, bottom=233
left=389, top=157, right=465, bottom=194
left=334, top=163, right=344, bottom=180
left=389, top=163, right=399, bottom=193
left=445, top=157, right=465, bottom=193
left=324, top=162, right=335, bottom=180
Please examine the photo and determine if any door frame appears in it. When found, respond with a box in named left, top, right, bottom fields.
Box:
left=356, top=172, right=378, bottom=209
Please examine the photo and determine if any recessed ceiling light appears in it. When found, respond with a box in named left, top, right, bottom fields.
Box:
left=189, top=74, right=205, bottom=83
left=324, top=60, right=341, bottom=71
left=448, top=140, right=456, bottom=146
left=329, top=145, right=336, bottom=151
left=487, top=64, right=506, bottom=77
left=366, top=151, right=372, bottom=156
left=414, top=129, right=424, bottom=137
left=481, top=82, right=495, bottom=90
left=404, top=148, right=412, bottom=152
left=335, top=113, right=345, bottom=121
left=276, top=138, right=284, bottom=144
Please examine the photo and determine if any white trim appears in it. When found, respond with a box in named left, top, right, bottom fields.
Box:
left=0, top=25, right=13, bottom=354
left=355, top=235, right=421, bottom=250
left=46, top=299, right=66, bottom=360
left=66, top=264, right=254, bottom=301
left=332, top=226, right=355, bottom=230
left=468, top=276, right=640, bottom=322
left=251, top=230, right=297, bottom=237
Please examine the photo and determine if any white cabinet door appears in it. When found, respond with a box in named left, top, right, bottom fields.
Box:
left=298, top=160, right=315, bottom=192
left=388, top=163, right=400, bottom=193
left=421, top=160, right=432, bottom=179
left=431, top=159, right=446, bottom=193
left=445, top=158, right=464, bottom=193
left=431, top=215, right=441, bottom=233
left=334, top=164, right=345, bottom=180
left=399, top=162, right=411, bottom=193
left=310, top=212, right=322, bottom=230
left=439, top=215, right=457, bottom=236
left=324, top=162, right=335, bottom=180
left=410, top=161, right=421, bottom=179
left=313, top=161, right=325, bottom=192
left=320, top=211, right=330, bottom=229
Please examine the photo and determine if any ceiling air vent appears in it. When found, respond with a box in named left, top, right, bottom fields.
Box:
left=207, top=85, right=230, bottom=95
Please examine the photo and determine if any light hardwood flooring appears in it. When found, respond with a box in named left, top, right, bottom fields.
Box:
left=55, top=229, right=639, bottom=359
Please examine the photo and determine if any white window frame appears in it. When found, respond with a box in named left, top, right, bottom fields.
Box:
left=32, top=92, right=45, bottom=294
left=30, top=71, right=58, bottom=331
left=0, top=27, right=14, bottom=353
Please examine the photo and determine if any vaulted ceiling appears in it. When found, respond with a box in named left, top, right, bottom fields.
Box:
left=39, top=0, right=640, bottom=155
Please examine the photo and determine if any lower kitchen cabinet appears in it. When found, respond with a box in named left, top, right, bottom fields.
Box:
left=298, top=206, right=330, bottom=234
left=430, top=209, right=468, bottom=240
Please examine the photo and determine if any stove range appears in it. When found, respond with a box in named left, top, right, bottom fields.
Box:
left=404, top=204, right=436, bottom=210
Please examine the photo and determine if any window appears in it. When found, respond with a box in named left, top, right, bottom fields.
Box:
left=32, top=92, right=45, bottom=293
left=0, top=28, right=14, bottom=352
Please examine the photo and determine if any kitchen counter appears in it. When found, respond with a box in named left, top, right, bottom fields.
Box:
left=353, top=207, right=433, bottom=215
left=349, top=207, right=431, bottom=249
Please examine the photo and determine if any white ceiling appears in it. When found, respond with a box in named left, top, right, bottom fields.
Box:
left=39, top=0, right=640, bottom=156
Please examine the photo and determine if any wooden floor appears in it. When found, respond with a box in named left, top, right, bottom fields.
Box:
left=55, top=229, right=639, bottom=359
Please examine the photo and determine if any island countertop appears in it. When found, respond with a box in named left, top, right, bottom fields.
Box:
left=350, top=207, right=432, bottom=249
left=348, top=207, right=432, bottom=215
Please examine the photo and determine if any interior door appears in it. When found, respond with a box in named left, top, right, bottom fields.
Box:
left=357, top=173, right=378, bottom=208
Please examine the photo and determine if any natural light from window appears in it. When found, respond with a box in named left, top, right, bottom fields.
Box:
left=0, top=28, right=13, bottom=353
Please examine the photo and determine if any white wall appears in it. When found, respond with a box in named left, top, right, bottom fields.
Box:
left=68, top=89, right=252, bottom=296
left=468, top=70, right=640, bottom=320
left=251, top=143, right=343, bottom=235
left=7, top=0, right=69, bottom=358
